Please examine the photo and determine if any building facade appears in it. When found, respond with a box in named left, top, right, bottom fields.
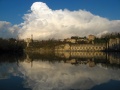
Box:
left=88, top=35, right=95, bottom=41
left=109, top=38, right=120, bottom=50
left=55, top=43, right=106, bottom=51
left=55, top=37, right=120, bottom=51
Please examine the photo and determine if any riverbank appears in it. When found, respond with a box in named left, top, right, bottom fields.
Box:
left=24, top=47, right=54, bottom=54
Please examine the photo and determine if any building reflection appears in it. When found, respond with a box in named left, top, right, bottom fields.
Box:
left=108, top=53, right=120, bottom=65
left=22, top=52, right=120, bottom=68
left=58, top=52, right=120, bottom=68
left=24, top=54, right=33, bottom=67
left=65, top=58, right=95, bottom=67
left=0, top=52, right=120, bottom=90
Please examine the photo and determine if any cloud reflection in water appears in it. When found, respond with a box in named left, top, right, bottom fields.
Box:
left=18, top=61, right=120, bottom=90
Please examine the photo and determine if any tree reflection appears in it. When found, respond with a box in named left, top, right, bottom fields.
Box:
left=0, top=52, right=120, bottom=69
left=0, top=52, right=120, bottom=90
left=23, top=52, right=120, bottom=69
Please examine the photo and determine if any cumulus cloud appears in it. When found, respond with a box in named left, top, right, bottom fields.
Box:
left=0, top=21, right=19, bottom=39
left=0, top=2, right=120, bottom=39
left=18, top=2, right=120, bottom=40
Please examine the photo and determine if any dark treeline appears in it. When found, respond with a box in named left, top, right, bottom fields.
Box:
left=26, top=52, right=120, bottom=68
left=0, top=38, right=25, bottom=53
left=0, top=53, right=25, bottom=63
left=101, top=32, right=120, bottom=39
left=33, top=39, right=66, bottom=48
left=28, top=39, right=66, bottom=51
left=0, top=32, right=120, bottom=53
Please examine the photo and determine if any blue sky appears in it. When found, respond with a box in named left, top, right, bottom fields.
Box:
left=0, top=0, right=120, bottom=24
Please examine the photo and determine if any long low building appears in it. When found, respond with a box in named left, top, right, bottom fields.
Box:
left=55, top=51, right=106, bottom=59
left=55, top=43, right=106, bottom=51
left=55, top=38, right=120, bottom=51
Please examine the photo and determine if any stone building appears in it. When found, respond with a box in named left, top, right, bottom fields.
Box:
left=70, top=44, right=106, bottom=51
left=64, top=35, right=96, bottom=44
left=55, top=43, right=106, bottom=51
left=64, top=38, right=76, bottom=43
left=25, top=38, right=32, bottom=47
left=88, top=35, right=95, bottom=41
left=109, top=38, right=120, bottom=50
left=24, top=34, right=33, bottom=47
left=55, top=37, right=120, bottom=51
left=55, top=51, right=106, bottom=59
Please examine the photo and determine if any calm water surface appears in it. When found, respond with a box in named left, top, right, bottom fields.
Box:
left=0, top=52, right=120, bottom=90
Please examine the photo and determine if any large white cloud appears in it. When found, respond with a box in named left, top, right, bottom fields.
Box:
left=19, top=2, right=120, bottom=40
left=0, top=2, right=120, bottom=40
left=0, top=21, right=19, bottom=39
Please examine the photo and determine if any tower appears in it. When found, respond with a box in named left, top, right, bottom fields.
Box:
left=31, top=34, right=33, bottom=42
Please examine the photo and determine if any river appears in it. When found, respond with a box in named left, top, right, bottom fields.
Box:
left=0, top=52, right=120, bottom=90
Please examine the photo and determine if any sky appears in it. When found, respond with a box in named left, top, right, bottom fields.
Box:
left=0, top=0, right=120, bottom=39
left=0, top=0, right=120, bottom=24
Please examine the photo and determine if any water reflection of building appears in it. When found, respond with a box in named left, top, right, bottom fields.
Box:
left=22, top=52, right=120, bottom=68
left=87, top=59, right=95, bottom=67
left=108, top=53, right=120, bottom=65
left=55, top=51, right=120, bottom=68
left=65, top=58, right=95, bottom=67
left=24, top=54, right=33, bottom=67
